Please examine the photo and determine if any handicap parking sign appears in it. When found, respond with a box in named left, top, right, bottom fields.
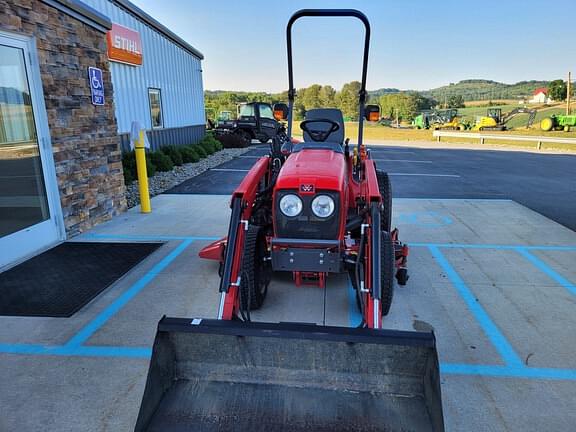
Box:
left=88, top=67, right=104, bottom=106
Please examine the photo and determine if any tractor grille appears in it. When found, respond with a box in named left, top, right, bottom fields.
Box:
left=275, top=190, right=340, bottom=240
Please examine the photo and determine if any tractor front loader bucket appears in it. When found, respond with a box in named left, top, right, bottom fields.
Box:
left=134, top=318, right=444, bottom=432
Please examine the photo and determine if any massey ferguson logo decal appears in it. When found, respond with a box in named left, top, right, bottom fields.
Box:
left=300, top=184, right=315, bottom=193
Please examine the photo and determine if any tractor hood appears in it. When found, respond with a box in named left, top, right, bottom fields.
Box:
left=275, top=149, right=346, bottom=192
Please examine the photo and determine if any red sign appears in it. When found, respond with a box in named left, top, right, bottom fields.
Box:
left=107, top=23, right=143, bottom=66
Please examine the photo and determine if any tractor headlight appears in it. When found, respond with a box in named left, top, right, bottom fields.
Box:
left=311, top=195, right=335, bottom=218
left=279, top=194, right=303, bottom=217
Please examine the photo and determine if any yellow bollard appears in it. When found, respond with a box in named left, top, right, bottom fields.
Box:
left=135, top=129, right=151, bottom=213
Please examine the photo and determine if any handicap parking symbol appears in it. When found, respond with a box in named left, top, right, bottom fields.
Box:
left=88, top=67, right=104, bottom=106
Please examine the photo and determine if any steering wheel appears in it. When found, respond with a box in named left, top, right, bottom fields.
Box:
left=300, top=119, right=340, bottom=142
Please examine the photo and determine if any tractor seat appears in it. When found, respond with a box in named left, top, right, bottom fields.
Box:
left=304, top=108, right=345, bottom=146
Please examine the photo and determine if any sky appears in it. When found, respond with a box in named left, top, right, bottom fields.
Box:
left=132, top=0, right=576, bottom=93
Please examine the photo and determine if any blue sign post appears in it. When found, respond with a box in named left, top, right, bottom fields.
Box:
left=88, top=67, right=104, bottom=106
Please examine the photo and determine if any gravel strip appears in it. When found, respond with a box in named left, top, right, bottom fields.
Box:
left=125, top=147, right=252, bottom=208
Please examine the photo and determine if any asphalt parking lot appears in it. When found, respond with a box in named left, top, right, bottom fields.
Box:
left=1, top=142, right=575, bottom=431
left=168, top=143, right=576, bottom=230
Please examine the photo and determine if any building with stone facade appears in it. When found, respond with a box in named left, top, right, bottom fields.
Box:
left=0, top=0, right=204, bottom=269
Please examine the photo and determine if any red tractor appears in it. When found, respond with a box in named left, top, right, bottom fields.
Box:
left=199, top=16, right=408, bottom=329
left=134, top=10, right=443, bottom=432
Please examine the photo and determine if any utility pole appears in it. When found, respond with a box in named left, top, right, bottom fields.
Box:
left=567, top=71, right=571, bottom=115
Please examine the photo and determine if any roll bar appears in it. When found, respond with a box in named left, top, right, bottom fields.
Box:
left=285, top=9, right=371, bottom=145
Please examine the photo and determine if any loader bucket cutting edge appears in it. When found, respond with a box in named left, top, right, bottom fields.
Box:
left=134, top=318, right=444, bottom=432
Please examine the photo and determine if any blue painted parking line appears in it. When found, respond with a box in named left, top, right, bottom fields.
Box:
left=65, top=238, right=195, bottom=348
left=515, top=247, right=576, bottom=296
left=441, top=363, right=576, bottom=381
left=1, top=235, right=575, bottom=384
left=428, top=245, right=524, bottom=367
left=2, top=341, right=575, bottom=381
left=0, top=343, right=151, bottom=358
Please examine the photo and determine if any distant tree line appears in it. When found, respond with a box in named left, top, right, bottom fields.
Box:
left=205, top=81, right=437, bottom=122
left=205, top=82, right=367, bottom=121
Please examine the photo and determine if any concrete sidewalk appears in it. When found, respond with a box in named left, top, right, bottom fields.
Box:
left=0, top=194, right=575, bottom=431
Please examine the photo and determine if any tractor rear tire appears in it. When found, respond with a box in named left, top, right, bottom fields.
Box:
left=236, top=129, right=252, bottom=147
left=380, top=231, right=395, bottom=316
left=540, top=117, right=554, bottom=132
left=376, top=170, right=392, bottom=233
left=240, top=225, right=271, bottom=310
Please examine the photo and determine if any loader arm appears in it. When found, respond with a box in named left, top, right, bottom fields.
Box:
left=218, top=156, right=270, bottom=320
left=501, top=108, right=537, bottom=128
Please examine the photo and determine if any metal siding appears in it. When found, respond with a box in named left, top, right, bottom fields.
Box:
left=81, top=0, right=205, bottom=135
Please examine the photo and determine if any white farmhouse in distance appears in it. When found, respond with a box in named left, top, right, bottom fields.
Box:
left=529, top=88, right=554, bottom=104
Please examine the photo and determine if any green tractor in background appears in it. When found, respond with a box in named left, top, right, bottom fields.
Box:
left=540, top=114, right=576, bottom=132
left=412, top=111, right=432, bottom=129
left=412, top=109, right=469, bottom=130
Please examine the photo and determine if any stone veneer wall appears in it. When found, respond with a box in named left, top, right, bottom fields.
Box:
left=0, top=0, right=126, bottom=236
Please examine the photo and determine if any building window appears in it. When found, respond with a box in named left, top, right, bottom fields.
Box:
left=148, top=88, right=163, bottom=128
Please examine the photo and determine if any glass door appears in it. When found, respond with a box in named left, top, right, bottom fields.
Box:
left=0, top=34, right=64, bottom=269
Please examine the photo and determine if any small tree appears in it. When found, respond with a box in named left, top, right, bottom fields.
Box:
left=338, top=81, right=362, bottom=120
left=548, top=79, right=567, bottom=101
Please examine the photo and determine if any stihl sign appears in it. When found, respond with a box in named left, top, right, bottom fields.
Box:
left=106, top=24, right=143, bottom=66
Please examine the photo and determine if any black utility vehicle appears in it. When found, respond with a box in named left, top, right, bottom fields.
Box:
left=215, top=102, right=282, bottom=144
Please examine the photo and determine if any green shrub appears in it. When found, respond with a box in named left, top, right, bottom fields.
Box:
left=122, top=151, right=136, bottom=183
left=161, top=145, right=184, bottom=166
left=122, top=150, right=157, bottom=182
left=205, top=134, right=222, bottom=151
left=180, top=145, right=199, bottom=163
left=211, top=136, right=223, bottom=151
left=149, top=151, right=174, bottom=172
left=123, top=165, right=134, bottom=184
left=199, top=138, right=215, bottom=155
left=195, top=145, right=207, bottom=159
left=146, top=156, right=156, bottom=177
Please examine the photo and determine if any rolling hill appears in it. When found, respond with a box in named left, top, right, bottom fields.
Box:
left=369, top=79, right=551, bottom=102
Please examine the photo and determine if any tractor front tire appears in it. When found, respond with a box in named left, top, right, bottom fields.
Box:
left=240, top=225, right=271, bottom=310
left=380, top=231, right=395, bottom=316
left=349, top=230, right=395, bottom=316
left=376, top=170, right=392, bottom=233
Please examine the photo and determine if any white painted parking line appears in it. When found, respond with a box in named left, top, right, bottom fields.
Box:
left=372, top=159, right=433, bottom=164
left=210, top=168, right=250, bottom=172
left=389, top=173, right=461, bottom=178
left=369, top=150, right=417, bottom=155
